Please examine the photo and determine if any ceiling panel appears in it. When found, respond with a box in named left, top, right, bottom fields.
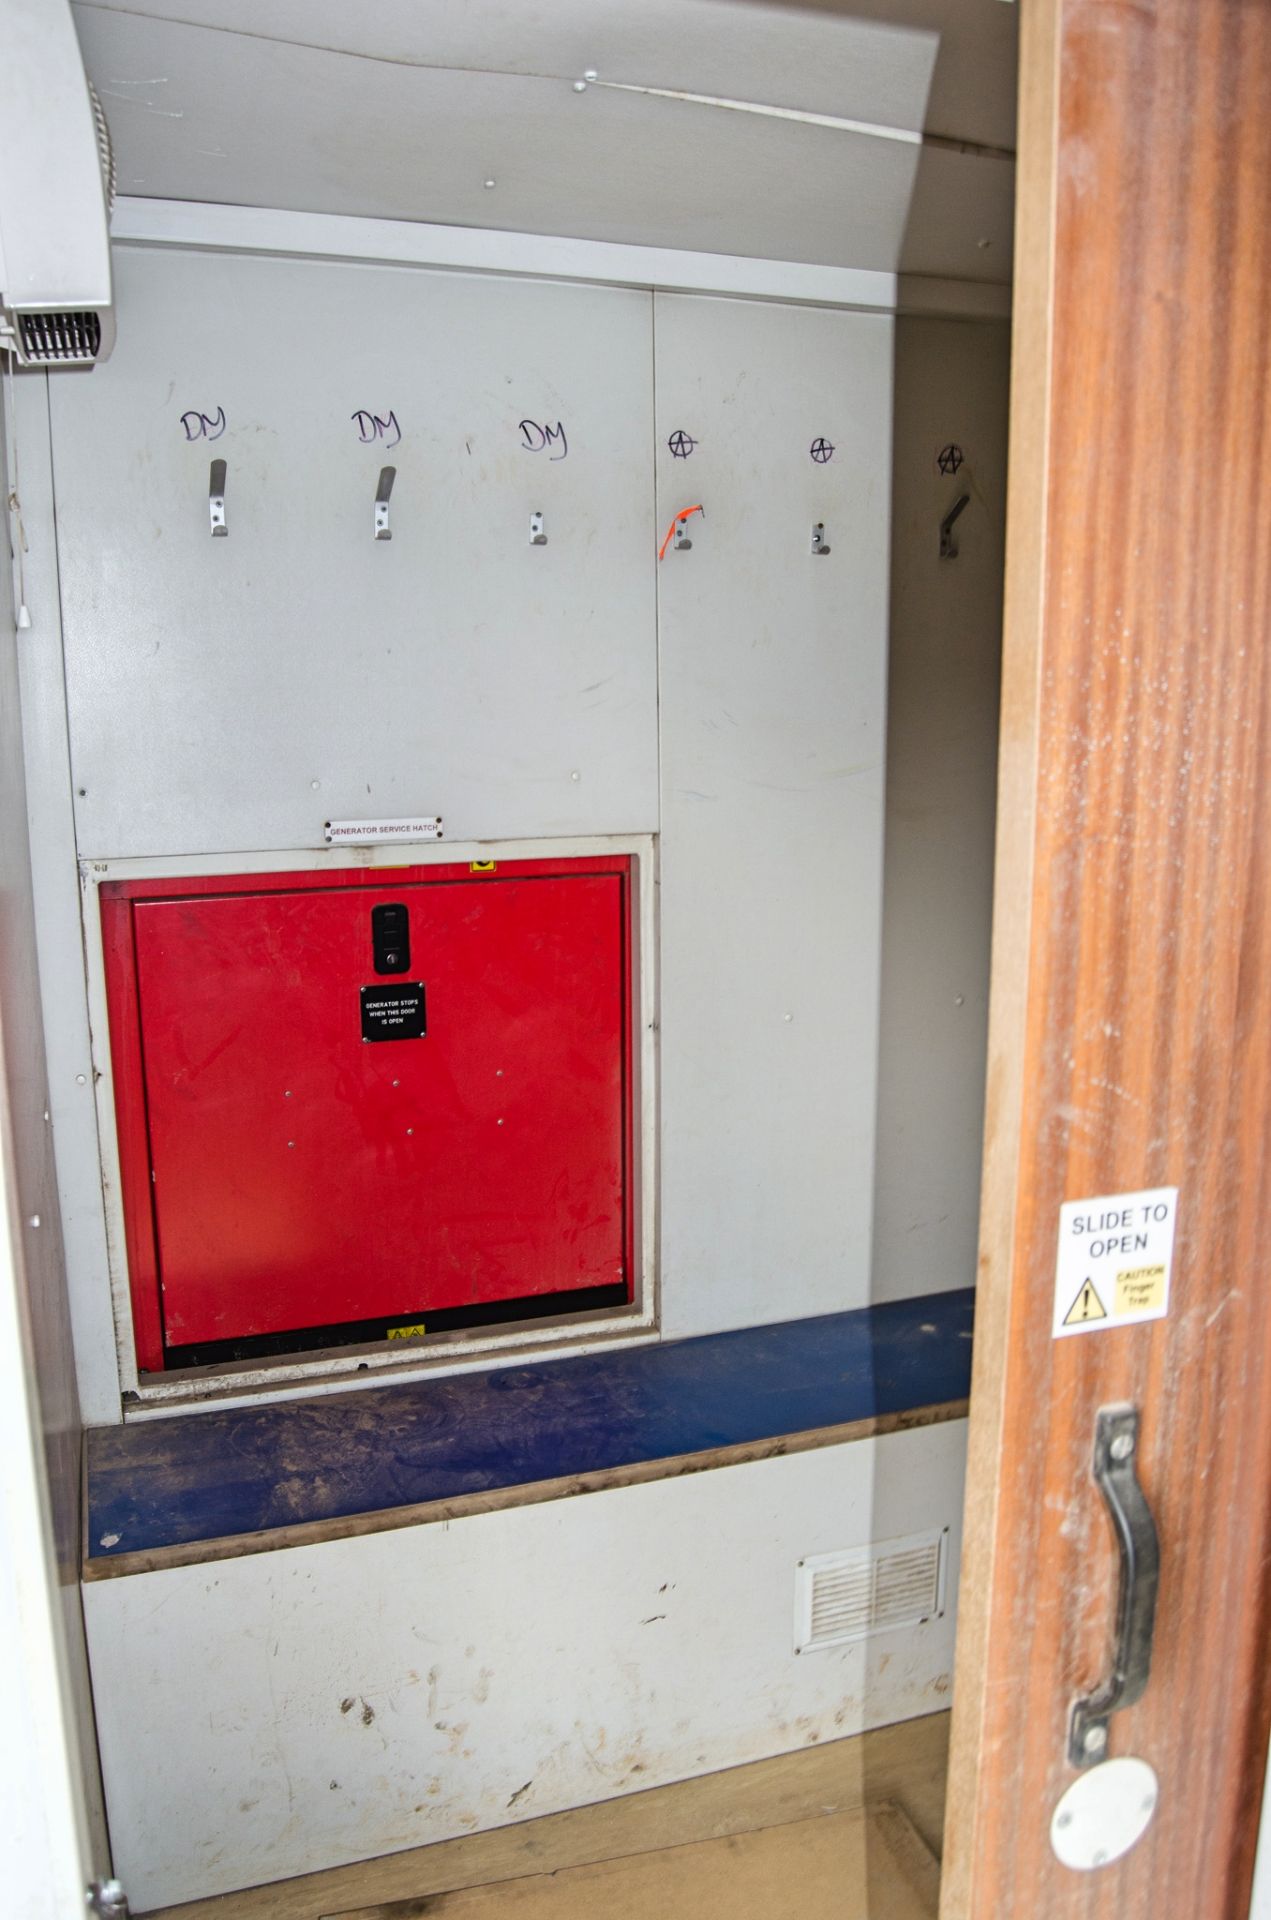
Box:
left=726, top=0, right=1019, bottom=149
left=75, top=9, right=929, bottom=269
left=72, top=1, right=1014, bottom=281
left=899, top=145, right=1015, bottom=281
left=74, top=0, right=941, bottom=132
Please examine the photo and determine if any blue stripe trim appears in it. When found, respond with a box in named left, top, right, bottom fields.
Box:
left=86, top=1290, right=974, bottom=1560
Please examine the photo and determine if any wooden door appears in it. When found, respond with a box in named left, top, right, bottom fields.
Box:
left=942, top=0, right=1271, bottom=1914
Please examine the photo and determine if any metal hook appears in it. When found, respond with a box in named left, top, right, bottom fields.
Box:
left=659, top=504, right=705, bottom=560
left=375, top=467, right=396, bottom=541
left=209, top=459, right=227, bottom=538
left=811, top=521, right=830, bottom=556
left=939, top=492, right=970, bottom=560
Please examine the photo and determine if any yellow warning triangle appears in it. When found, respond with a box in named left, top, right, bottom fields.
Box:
left=1064, top=1278, right=1107, bottom=1326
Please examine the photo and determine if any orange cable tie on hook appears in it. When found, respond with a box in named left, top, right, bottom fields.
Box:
left=658, top=503, right=704, bottom=561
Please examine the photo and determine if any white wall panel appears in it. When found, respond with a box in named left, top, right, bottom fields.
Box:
left=49, top=247, right=657, bottom=859
left=0, top=381, right=108, bottom=1901
left=655, top=294, right=892, bottom=1337
left=83, top=1423, right=965, bottom=1910
left=870, top=317, right=1009, bottom=1302
left=11, top=376, right=122, bottom=1428
left=37, top=250, right=968, bottom=1406
left=111, top=198, right=900, bottom=314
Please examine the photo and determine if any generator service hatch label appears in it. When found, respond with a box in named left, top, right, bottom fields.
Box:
left=360, top=982, right=427, bottom=1042
left=1053, top=1186, right=1178, bottom=1339
left=326, top=816, right=443, bottom=845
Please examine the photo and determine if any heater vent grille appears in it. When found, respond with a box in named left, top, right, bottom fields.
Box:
left=795, top=1528, right=947, bottom=1653
left=18, top=309, right=102, bottom=364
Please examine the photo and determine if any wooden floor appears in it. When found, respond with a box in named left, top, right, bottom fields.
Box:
left=146, top=1712, right=949, bottom=1920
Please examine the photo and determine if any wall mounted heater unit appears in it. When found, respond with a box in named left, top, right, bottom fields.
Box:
left=0, top=0, right=115, bottom=366
left=100, top=855, right=636, bottom=1372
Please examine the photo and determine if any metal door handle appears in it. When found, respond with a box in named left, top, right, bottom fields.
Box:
left=1069, top=1405, right=1160, bottom=1767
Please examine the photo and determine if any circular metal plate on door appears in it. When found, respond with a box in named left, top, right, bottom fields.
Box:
left=1050, top=1756, right=1159, bottom=1871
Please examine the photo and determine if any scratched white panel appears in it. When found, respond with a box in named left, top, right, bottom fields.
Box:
left=49, top=246, right=656, bottom=858
left=82, top=1424, right=965, bottom=1909
left=655, top=294, right=892, bottom=1336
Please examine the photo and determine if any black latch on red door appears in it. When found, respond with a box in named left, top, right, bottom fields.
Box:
left=371, top=901, right=411, bottom=974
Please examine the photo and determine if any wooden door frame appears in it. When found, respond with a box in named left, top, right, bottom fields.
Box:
left=940, top=1, right=1063, bottom=1906
left=942, top=0, right=1271, bottom=1913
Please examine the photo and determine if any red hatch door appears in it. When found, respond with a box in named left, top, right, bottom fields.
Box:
left=127, top=869, right=629, bottom=1350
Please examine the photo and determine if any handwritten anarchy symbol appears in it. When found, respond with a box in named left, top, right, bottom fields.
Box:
left=810, top=437, right=835, bottom=464
left=667, top=429, right=698, bottom=459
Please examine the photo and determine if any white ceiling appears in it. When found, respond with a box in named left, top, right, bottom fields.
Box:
left=72, top=0, right=1017, bottom=282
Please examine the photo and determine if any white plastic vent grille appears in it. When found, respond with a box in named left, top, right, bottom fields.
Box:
left=17, top=310, right=102, bottom=364
left=795, top=1528, right=948, bottom=1653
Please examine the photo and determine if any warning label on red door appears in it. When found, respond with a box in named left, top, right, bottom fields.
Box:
left=360, top=982, right=427, bottom=1042
left=1052, top=1187, right=1178, bottom=1340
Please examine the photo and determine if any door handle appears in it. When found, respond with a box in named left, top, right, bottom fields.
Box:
left=1069, top=1405, right=1160, bottom=1768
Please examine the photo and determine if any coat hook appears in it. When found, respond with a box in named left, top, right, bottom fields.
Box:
left=940, top=492, right=970, bottom=560
left=811, top=521, right=830, bottom=556
left=375, top=467, right=396, bottom=541
left=209, top=459, right=227, bottom=537
left=529, top=510, right=547, bottom=546
left=658, top=504, right=705, bottom=560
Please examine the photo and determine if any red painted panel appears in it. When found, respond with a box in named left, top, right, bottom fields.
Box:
left=101, top=890, right=166, bottom=1372
left=110, top=864, right=630, bottom=1354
